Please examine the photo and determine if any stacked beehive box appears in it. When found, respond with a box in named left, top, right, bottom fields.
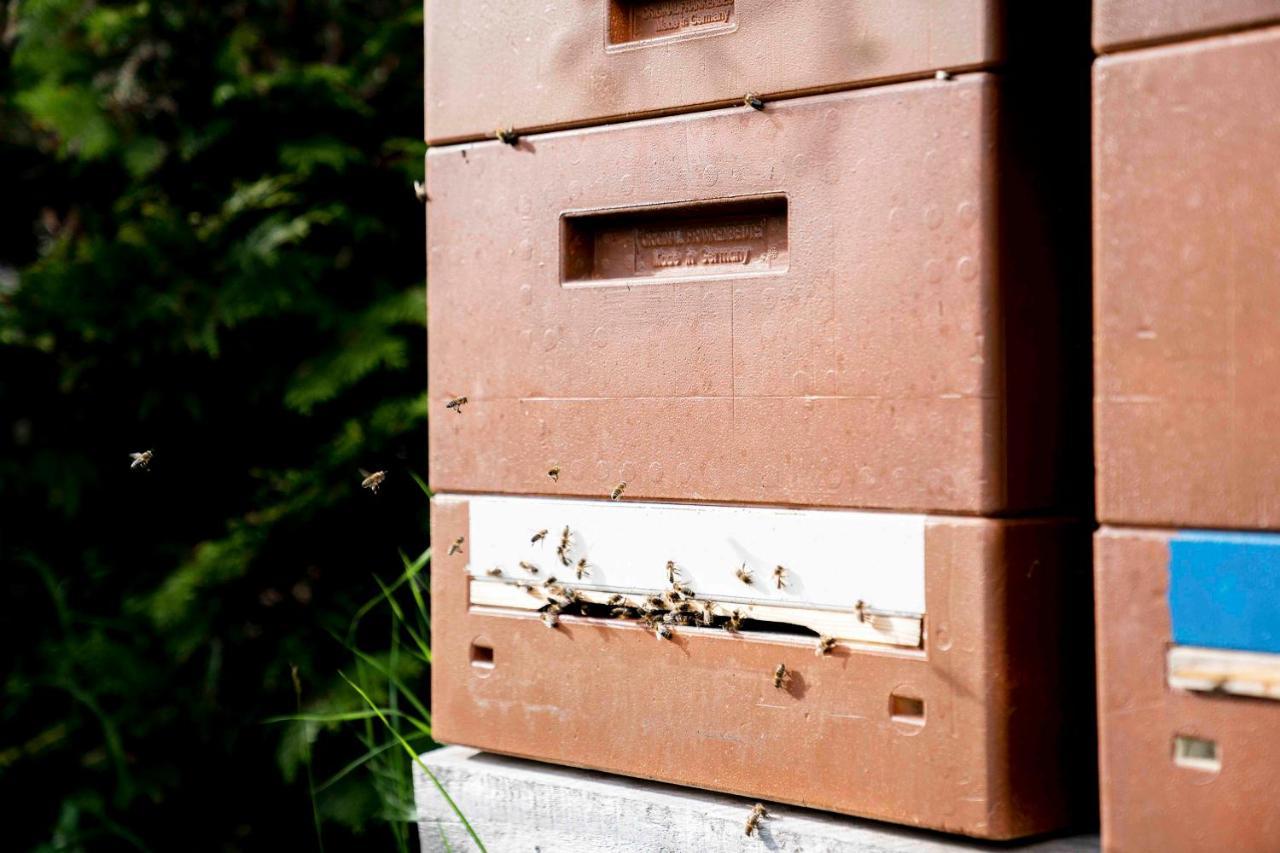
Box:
left=426, top=2, right=1093, bottom=840
left=1093, top=2, right=1280, bottom=850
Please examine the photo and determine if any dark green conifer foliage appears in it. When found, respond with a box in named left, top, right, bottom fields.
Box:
left=1, top=2, right=431, bottom=848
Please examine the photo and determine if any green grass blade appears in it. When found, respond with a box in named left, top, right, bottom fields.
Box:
left=340, top=673, right=486, bottom=852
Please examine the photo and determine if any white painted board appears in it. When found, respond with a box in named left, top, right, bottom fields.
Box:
left=413, top=747, right=1100, bottom=853
left=456, top=495, right=926, bottom=614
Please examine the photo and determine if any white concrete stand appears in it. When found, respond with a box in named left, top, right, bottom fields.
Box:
left=414, top=747, right=1099, bottom=853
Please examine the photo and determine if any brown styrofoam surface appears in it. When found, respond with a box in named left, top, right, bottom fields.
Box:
left=431, top=498, right=1095, bottom=840
left=1095, top=527, right=1280, bottom=852
left=1093, top=0, right=1280, bottom=52
left=428, top=75, right=1070, bottom=515
left=425, top=0, right=999, bottom=144
left=1093, top=28, right=1280, bottom=530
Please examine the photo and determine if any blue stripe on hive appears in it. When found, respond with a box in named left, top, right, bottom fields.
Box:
left=1169, top=530, right=1280, bottom=654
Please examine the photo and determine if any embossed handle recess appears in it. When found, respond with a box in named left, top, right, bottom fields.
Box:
left=607, top=0, right=737, bottom=47
left=560, top=195, right=788, bottom=286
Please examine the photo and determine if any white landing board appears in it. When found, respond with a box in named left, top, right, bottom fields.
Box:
left=455, top=495, right=926, bottom=615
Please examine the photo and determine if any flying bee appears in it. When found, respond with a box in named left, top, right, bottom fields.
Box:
left=413, top=180, right=427, bottom=203
left=547, top=467, right=561, bottom=482
left=725, top=610, right=744, bottom=633
left=654, top=622, right=673, bottom=641
left=531, top=529, right=548, bottom=545
left=485, top=567, right=503, bottom=577
left=605, top=594, right=625, bottom=606
left=815, top=635, right=837, bottom=656
left=666, top=560, right=679, bottom=583
left=772, top=565, right=788, bottom=590
left=129, top=450, right=153, bottom=470
left=519, top=561, right=540, bottom=575
left=744, top=92, right=765, bottom=110
left=745, top=803, right=769, bottom=837
left=445, top=395, right=468, bottom=413
left=360, top=469, right=387, bottom=493
left=448, top=537, right=465, bottom=556
left=574, top=557, right=590, bottom=579
left=773, top=663, right=791, bottom=690
left=541, top=610, right=560, bottom=629
left=610, top=481, right=627, bottom=501
left=735, top=565, right=754, bottom=585
left=495, top=126, right=519, bottom=145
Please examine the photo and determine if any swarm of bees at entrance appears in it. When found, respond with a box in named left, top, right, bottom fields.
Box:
left=745, top=803, right=769, bottom=837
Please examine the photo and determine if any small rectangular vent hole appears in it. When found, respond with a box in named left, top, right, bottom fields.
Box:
left=470, top=642, right=495, bottom=670
left=1173, top=735, right=1220, bottom=772
left=890, top=693, right=925, bottom=725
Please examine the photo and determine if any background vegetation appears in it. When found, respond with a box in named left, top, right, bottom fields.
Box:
left=0, top=1, right=435, bottom=849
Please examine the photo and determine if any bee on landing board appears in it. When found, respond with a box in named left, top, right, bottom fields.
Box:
left=530, top=529, right=548, bottom=545
left=129, top=450, right=153, bottom=470
left=448, top=537, right=464, bottom=556
left=495, top=126, right=519, bottom=145
left=445, top=395, right=468, bottom=414
left=725, top=610, right=744, bottom=633
left=773, top=663, right=791, bottom=690
left=744, top=92, right=765, bottom=111
left=735, top=565, right=754, bottom=586
left=605, top=594, right=625, bottom=607
left=485, top=567, right=503, bottom=577
left=745, top=803, right=769, bottom=837
left=360, top=469, right=387, bottom=493
left=518, top=561, right=540, bottom=575
left=671, top=580, right=694, bottom=599
left=772, top=565, right=788, bottom=590
left=700, top=600, right=716, bottom=626
left=815, top=635, right=837, bottom=656
left=610, top=481, right=626, bottom=501
left=557, top=526, right=572, bottom=566
left=547, top=466, right=561, bottom=482
left=541, top=608, right=560, bottom=629
left=654, top=622, right=673, bottom=641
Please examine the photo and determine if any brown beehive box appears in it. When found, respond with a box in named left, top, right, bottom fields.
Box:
left=431, top=495, right=1093, bottom=840
left=1094, top=26, right=1280, bottom=530
left=425, top=0, right=1002, bottom=143
left=1095, top=527, right=1280, bottom=852
left=1093, top=0, right=1280, bottom=52
left=428, top=75, right=1074, bottom=515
